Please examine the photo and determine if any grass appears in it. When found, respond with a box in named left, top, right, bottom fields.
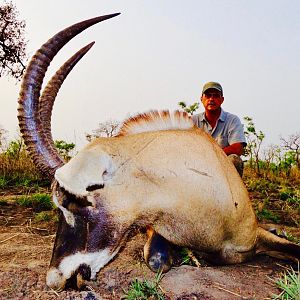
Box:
left=243, top=171, right=300, bottom=226
left=122, top=271, right=165, bottom=300
left=180, top=247, right=193, bottom=265
left=273, top=265, right=300, bottom=299
left=285, top=233, right=300, bottom=245
left=16, top=193, right=54, bottom=211
left=256, top=208, right=281, bottom=223
left=34, top=211, right=53, bottom=222
left=0, top=150, right=50, bottom=190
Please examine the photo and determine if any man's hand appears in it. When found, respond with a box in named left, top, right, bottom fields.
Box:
left=223, top=142, right=244, bottom=156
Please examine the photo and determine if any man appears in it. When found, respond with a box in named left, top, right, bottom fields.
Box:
left=192, top=81, right=246, bottom=176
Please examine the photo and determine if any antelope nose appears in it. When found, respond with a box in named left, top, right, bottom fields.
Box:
left=46, top=267, right=66, bottom=291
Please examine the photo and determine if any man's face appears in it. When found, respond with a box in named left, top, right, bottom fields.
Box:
left=201, top=88, right=224, bottom=112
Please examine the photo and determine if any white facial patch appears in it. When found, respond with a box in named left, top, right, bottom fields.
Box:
left=53, top=193, right=75, bottom=227
left=55, top=148, right=115, bottom=197
left=58, top=248, right=119, bottom=280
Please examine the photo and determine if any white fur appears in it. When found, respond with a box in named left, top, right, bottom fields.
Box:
left=59, top=248, right=117, bottom=280
left=55, top=149, right=115, bottom=197
left=121, top=110, right=194, bottom=135
left=46, top=268, right=65, bottom=290
left=53, top=193, right=75, bottom=227
left=46, top=248, right=119, bottom=290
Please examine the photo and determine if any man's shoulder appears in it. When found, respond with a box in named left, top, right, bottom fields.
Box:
left=222, top=110, right=242, bottom=123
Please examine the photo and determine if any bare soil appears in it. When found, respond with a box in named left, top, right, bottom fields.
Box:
left=0, top=195, right=299, bottom=300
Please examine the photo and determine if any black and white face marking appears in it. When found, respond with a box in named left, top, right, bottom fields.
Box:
left=47, top=185, right=122, bottom=290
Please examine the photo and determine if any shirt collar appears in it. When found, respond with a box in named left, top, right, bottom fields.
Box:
left=219, top=108, right=226, bottom=122
left=200, top=108, right=227, bottom=122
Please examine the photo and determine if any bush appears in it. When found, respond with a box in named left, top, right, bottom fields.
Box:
left=256, top=208, right=280, bottom=223
left=0, top=143, right=50, bottom=190
left=34, top=211, right=53, bottom=222
left=16, top=193, right=53, bottom=211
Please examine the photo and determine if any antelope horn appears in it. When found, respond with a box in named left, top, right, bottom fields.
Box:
left=17, top=13, right=120, bottom=178
left=39, top=42, right=95, bottom=151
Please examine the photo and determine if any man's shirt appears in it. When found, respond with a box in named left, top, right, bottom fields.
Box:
left=192, top=109, right=246, bottom=148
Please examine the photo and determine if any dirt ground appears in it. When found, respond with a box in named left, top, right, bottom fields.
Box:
left=0, top=196, right=299, bottom=300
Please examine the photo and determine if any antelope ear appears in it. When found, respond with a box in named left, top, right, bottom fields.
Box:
left=55, top=147, right=115, bottom=197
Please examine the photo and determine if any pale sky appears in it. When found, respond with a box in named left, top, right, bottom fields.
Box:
left=1, top=0, right=300, bottom=150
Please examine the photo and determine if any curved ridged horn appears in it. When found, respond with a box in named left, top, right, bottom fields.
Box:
left=39, top=42, right=95, bottom=151
left=17, top=13, right=120, bottom=178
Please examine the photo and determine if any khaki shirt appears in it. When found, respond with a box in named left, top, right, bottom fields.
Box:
left=192, top=109, right=246, bottom=148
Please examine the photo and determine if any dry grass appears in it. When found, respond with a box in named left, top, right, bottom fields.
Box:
left=0, top=150, right=47, bottom=189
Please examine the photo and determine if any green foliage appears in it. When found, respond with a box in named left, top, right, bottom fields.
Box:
left=243, top=116, right=265, bottom=175
left=285, top=233, right=300, bottom=245
left=280, top=133, right=300, bottom=169
left=54, top=140, right=75, bottom=160
left=122, top=272, right=165, bottom=300
left=16, top=193, right=53, bottom=211
left=34, top=211, right=53, bottom=222
left=0, top=137, right=48, bottom=189
left=178, top=101, right=199, bottom=115
left=0, top=176, right=9, bottom=188
left=180, top=247, right=193, bottom=265
left=256, top=208, right=280, bottom=223
left=5, top=139, right=24, bottom=158
left=273, top=265, right=300, bottom=299
left=179, top=247, right=201, bottom=267
left=246, top=177, right=278, bottom=193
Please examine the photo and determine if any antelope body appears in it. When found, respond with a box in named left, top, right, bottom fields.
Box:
left=17, top=14, right=300, bottom=291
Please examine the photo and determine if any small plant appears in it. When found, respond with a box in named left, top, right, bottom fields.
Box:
left=256, top=208, right=280, bottom=223
left=246, top=178, right=278, bottom=193
left=280, top=190, right=295, bottom=201
left=178, top=101, right=199, bottom=115
left=34, top=211, right=53, bottom=222
left=0, top=177, right=9, bottom=188
left=54, top=140, right=75, bottom=160
left=180, top=247, right=193, bottom=265
left=273, top=265, right=300, bottom=299
left=122, top=271, right=165, bottom=300
left=285, top=233, right=300, bottom=245
left=179, top=247, right=201, bottom=267
left=16, top=193, right=53, bottom=211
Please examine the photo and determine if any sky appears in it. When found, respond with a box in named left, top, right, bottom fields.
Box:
left=1, top=0, right=300, bottom=151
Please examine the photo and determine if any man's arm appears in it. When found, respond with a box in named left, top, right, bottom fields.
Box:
left=223, top=142, right=244, bottom=156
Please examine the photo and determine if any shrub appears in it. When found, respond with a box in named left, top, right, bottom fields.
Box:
left=0, top=148, right=49, bottom=189
left=16, top=193, right=53, bottom=211
left=122, top=272, right=165, bottom=300
left=34, top=211, right=53, bottom=222
left=256, top=208, right=280, bottom=223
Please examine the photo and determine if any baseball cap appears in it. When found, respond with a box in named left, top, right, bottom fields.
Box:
left=202, top=82, right=223, bottom=95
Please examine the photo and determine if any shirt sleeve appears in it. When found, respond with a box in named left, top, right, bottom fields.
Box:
left=228, top=115, right=247, bottom=146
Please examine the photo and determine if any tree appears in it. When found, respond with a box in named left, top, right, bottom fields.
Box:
left=0, top=1, right=27, bottom=80
left=86, top=119, right=120, bottom=141
left=280, top=133, right=300, bottom=169
left=178, top=101, right=199, bottom=115
left=0, top=125, right=8, bottom=151
left=5, top=138, right=24, bottom=159
left=243, top=116, right=265, bottom=175
left=54, top=140, right=75, bottom=161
